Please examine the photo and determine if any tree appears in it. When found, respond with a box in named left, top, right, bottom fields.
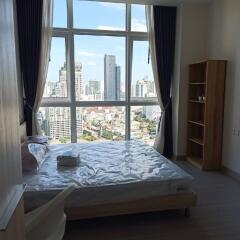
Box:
left=59, top=137, right=67, bottom=144
left=102, top=130, right=113, bottom=140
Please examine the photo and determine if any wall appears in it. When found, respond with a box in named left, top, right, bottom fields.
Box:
left=172, top=3, right=209, bottom=157
left=0, top=0, right=24, bottom=238
left=208, top=0, right=240, bottom=173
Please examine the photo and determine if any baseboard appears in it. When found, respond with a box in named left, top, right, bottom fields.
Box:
left=172, top=155, right=186, bottom=161
left=222, top=166, right=240, bottom=182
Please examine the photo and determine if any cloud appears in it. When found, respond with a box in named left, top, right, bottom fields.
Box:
left=97, top=25, right=124, bottom=31
left=98, top=2, right=125, bottom=10
left=132, top=18, right=147, bottom=32
left=96, top=19, right=147, bottom=32
left=78, top=51, right=102, bottom=57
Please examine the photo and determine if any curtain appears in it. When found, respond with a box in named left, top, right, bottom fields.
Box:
left=146, top=6, right=176, bottom=158
left=146, top=6, right=165, bottom=154
left=17, top=0, right=53, bottom=136
left=32, top=0, right=53, bottom=134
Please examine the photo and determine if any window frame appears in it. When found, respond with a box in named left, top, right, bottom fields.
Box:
left=41, top=0, right=159, bottom=143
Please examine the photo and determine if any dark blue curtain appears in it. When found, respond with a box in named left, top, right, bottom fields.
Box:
left=153, top=6, right=176, bottom=158
left=16, top=0, right=43, bottom=136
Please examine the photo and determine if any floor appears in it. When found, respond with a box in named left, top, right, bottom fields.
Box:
left=63, top=161, right=240, bottom=240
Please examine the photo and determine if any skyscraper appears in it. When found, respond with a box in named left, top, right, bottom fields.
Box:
left=53, top=63, right=68, bottom=97
left=104, top=55, right=121, bottom=100
left=135, top=76, right=155, bottom=98
left=86, top=80, right=101, bottom=95
left=104, top=55, right=115, bottom=100
left=115, top=65, right=121, bottom=100
left=136, top=78, right=148, bottom=97
left=75, top=62, right=83, bottom=101
left=40, top=62, right=83, bottom=142
left=85, top=80, right=102, bottom=101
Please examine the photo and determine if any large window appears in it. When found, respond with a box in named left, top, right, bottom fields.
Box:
left=40, top=1, right=160, bottom=146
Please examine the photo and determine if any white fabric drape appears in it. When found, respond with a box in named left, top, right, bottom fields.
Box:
left=32, top=0, right=53, bottom=135
left=146, top=5, right=165, bottom=154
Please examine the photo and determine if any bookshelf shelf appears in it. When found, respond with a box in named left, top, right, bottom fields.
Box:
left=189, top=100, right=205, bottom=104
left=189, top=82, right=206, bottom=85
left=188, top=138, right=204, bottom=146
left=188, top=120, right=205, bottom=126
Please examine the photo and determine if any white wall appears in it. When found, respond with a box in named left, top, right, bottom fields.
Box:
left=208, top=0, right=240, bottom=173
left=173, top=3, right=209, bottom=156
left=0, top=0, right=24, bottom=237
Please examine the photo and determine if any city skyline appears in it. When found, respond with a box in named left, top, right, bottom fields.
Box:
left=44, top=53, right=155, bottom=100
left=47, top=2, right=152, bottom=92
left=40, top=2, right=160, bottom=145
left=40, top=60, right=160, bottom=145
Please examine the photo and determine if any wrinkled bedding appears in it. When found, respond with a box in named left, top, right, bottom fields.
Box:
left=23, top=140, right=194, bottom=210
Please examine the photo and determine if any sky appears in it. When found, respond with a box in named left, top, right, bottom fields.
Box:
left=47, top=0, right=153, bottom=93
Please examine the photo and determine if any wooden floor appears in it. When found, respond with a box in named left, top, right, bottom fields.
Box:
left=63, top=161, right=240, bottom=240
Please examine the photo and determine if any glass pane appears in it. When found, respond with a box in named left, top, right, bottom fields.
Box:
left=131, top=41, right=157, bottom=101
left=76, top=106, right=125, bottom=142
left=38, top=107, right=71, bottom=144
left=131, top=4, right=147, bottom=32
left=131, top=105, right=161, bottom=146
left=43, top=37, right=68, bottom=98
left=53, top=0, right=67, bottom=28
left=73, top=1, right=125, bottom=30
left=74, top=35, right=125, bottom=101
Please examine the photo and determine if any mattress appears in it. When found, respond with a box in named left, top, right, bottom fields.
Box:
left=23, top=140, right=194, bottom=211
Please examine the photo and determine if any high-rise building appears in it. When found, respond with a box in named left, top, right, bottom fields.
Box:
left=75, top=62, right=83, bottom=100
left=148, top=81, right=155, bottom=94
left=44, top=107, right=71, bottom=140
left=43, top=81, right=56, bottom=97
left=115, top=65, right=121, bottom=100
left=40, top=63, right=83, bottom=141
left=86, top=80, right=101, bottom=95
left=136, top=78, right=148, bottom=97
left=135, top=76, right=155, bottom=98
left=104, top=55, right=115, bottom=100
left=54, top=63, right=68, bottom=97
left=104, top=55, right=121, bottom=100
left=85, top=80, right=102, bottom=101
left=76, top=108, right=83, bottom=137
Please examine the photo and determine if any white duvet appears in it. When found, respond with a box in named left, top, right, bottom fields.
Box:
left=24, top=140, right=193, bottom=190
left=23, top=140, right=194, bottom=210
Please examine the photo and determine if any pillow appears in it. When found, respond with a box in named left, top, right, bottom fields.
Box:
left=21, top=143, right=48, bottom=172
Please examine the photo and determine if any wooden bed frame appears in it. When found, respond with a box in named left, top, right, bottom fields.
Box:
left=20, top=122, right=197, bottom=220
left=65, top=192, right=197, bottom=220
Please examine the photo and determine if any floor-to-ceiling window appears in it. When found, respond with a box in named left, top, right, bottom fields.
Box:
left=39, top=1, right=161, bottom=145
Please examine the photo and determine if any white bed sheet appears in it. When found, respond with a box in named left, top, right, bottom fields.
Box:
left=23, top=140, right=194, bottom=211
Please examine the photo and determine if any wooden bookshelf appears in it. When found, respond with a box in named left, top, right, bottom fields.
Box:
left=189, top=82, right=206, bottom=85
left=186, top=60, right=227, bottom=170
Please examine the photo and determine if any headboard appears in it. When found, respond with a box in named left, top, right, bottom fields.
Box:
left=20, top=121, right=26, bottom=143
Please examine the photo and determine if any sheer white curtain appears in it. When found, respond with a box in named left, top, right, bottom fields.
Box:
left=146, top=5, right=165, bottom=154
left=32, top=0, right=53, bottom=135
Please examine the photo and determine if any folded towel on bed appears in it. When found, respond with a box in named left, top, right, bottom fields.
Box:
left=57, top=150, right=80, bottom=167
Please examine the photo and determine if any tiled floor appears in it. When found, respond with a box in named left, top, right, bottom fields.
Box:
left=64, top=161, right=240, bottom=240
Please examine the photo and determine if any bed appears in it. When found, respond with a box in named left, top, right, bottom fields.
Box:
left=22, top=139, right=197, bottom=220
